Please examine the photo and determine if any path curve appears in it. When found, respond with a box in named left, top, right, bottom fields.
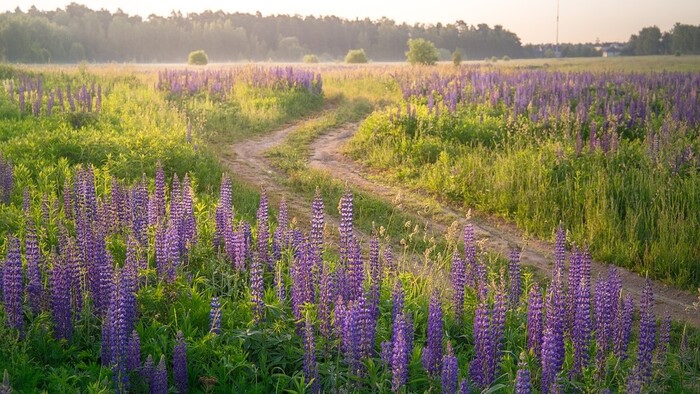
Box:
left=309, top=123, right=700, bottom=327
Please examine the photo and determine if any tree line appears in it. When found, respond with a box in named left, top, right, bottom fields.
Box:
left=0, top=3, right=527, bottom=63
left=627, top=23, right=700, bottom=56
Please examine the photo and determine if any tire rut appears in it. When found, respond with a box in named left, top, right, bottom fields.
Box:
left=309, top=122, right=700, bottom=328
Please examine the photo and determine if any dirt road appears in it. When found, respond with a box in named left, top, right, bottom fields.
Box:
left=221, top=116, right=700, bottom=327
left=309, top=122, right=700, bottom=327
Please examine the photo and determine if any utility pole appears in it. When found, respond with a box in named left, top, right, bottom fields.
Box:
left=556, top=0, right=561, bottom=57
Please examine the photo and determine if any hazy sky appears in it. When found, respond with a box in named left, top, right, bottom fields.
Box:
left=5, top=1, right=700, bottom=44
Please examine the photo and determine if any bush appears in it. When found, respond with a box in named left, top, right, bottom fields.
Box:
left=502, top=55, right=511, bottom=61
left=303, top=54, right=319, bottom=63
left=406, top=38, right=439, bottom=65
left=452, top=50, right=462, bottom=67
left=345, top=49, right=368, bottom=64
left=188, top=50, right=208, bottom=65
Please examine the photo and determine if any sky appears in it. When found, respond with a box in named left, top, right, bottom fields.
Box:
left=4, top=1, right=700, bottom=44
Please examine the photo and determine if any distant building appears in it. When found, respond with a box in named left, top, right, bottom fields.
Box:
left=602, top=44, right=622, bottom=57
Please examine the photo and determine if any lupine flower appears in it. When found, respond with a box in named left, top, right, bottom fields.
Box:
left=25, top=224, right=44, bottom=315
left=210, top=296, right=221, bottom=335
left=508, top=248, right=521, bottom=307
left=527, top=283, right=543, bottom=360
left=488, top=279, right=507, bottom=383
left=153, top=162, right=166, bottom=226
left=303, top=313, right=319, bottom=393
left=469, top=300, right=491, bottom=388
left=613, top=295, right=634, bottom=360
left=310, top=187, right=324, bottom=253
left=173, top=331, right=188, bottom=394
left=50, top=249, right=72, bottom=340
left=343, top=299, right=363, bottom=377
left=272, top=197, right=290, bottom=262
left=152, top=355, right=168, bottom=394
left=0, top=370, right=11, bottom=394
left=515, top=354, right=531, bottom=394
left=141, top=354, right=155, bottom=389
left=463, top=224, right=476, bottom=287
left=368, top=236, right=381, bottom=320
left=391, top=312, right=410, bottom=393
left=626, top=367, right=642, bottom=394
left=250, top=251, right=265, bottom=323
left=637, top=278, right=656, bottom=383
left=318, top=264, right=334, bottom=341
left=655, top=313, right=671, bottom=364
left=346, top=237, right=363, bottom=302
left=441, top=341, right=458, bottom=394
left=541, top=274, right=564, bottom=394
left=422, top=289, right=444, bottom=377
left=553, top=225, right=566, bottom=278
left=570, top=276, right=591, bottom=378
left=256, top=192, right=270, bottom=268
left=339, top=190, right=354, bottom=263
left=127, top=330, right=141, bottom=373
left=451, top=252, right=467, bottom=320
left=458, top=379, right=470, bottom=394
left=3, top=236, right=23, bottom=331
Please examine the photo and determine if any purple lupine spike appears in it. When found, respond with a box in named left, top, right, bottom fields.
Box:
left=141, top=354, right=155, bottom=390
left=127, top=330, right=141, bottom=373
left=0, top=370, right=11, bottom=393
left=64, top=236, right=83, bottom=315
left=152, top=355, right=168, bottom=394
left=233, top=223, right=247, bottom=272
left=655, top=313, right=671, bottom=364
left=422, top=289, right=444, bottom=377
left=272, top=197, right=289, bottom=262
left=214, top=175, right=232, bottom=251
left=359, top=292, right=377, bottom=359
left=613, top=295, right=634, bottom=360
left=180, top=174, right=197, bottom=253
left=383, top=245, right=395, bottom=280
left=553, top=225, right=566, bottom=278
left=256, top=191, right=270, bottom=268
left=173, top=331, right=188, bottom=394
left=469, top=300, right=492, bottom=389
left=458, top=379, right=470, bottom=394
left=3, top=236, right=23, bottom=332
left=626, top=367, right=642, bottom=394
left=318, top=265, right=334, bottom=341
left=209, top=296, right=221, bottom=335
left=508, top=248, right=521, bottom=307
left=463, top=224, right=476, bottom=288
left=368, top=236, right=381, bottom=320
left=153, top=162, right=166, bottom=226
left=50, top=249, right=72, bottom=340
left=451, top=252, right=467, bottom=320
left=310, top=187, right=324, bottom=253
left=303, top=313, right=320, bottom=393
left=638, top=280, right=657, bottom=383
left=474, top=261, right=488, bottom=301
left=333, top=295, right=347, bottom=342
left=541, top=272, right=565, bottom=394
left=346, top=237, right=363, bottom=302
left=250, top=251, right=265, bottom=323
left=489, top=279, right=507, bottom=383
left=155, top=225, right=170, bottom=283
left=570, top=276, right=591, bottom=378
left=108, top=266, right=133, bottom=390
left=339, top=189, right=354, bottom=264
left=343, top=299, right=363, bottom=378
left=515, top=356, right=531, bottom=394
left=391, top=312, right=410, bottom=393
left=441, top=341, right=459, bottom=394
left=25, top=223, right=44, bottom=315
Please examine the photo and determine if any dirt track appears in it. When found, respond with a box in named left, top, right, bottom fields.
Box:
left=222, top=117, right=700, bottom=327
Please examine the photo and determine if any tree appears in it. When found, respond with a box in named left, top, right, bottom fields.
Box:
left=630, top=26, right=662, bottom=55
left=345, top=49, right=368, bottom=63
left=188, top=50, right=208, bottom=65
left=406, top=38, right=439, bottom=65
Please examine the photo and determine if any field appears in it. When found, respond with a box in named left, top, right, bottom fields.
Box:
left=0, top=58, right=698, bottom=393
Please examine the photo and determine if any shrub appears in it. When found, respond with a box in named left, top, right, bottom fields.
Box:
left=303, top=54, right=320, bottom=63
left=345, top=49, right=368, bottom=64
left=502, top=55, right=511, bottom=61
left=452, top=50, right=462, bottom=67
left=406, top=38, right=439, bottom=65
left=188, top=50, right=208, bottom=65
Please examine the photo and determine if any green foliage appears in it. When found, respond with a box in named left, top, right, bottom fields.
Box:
left=188, top=50, right=209, bottom=65
left=302, top=54, right=319, bottom=63
left=345, top=49, right=369, bottom=64
left=406, top=38, right=439, bottom=65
